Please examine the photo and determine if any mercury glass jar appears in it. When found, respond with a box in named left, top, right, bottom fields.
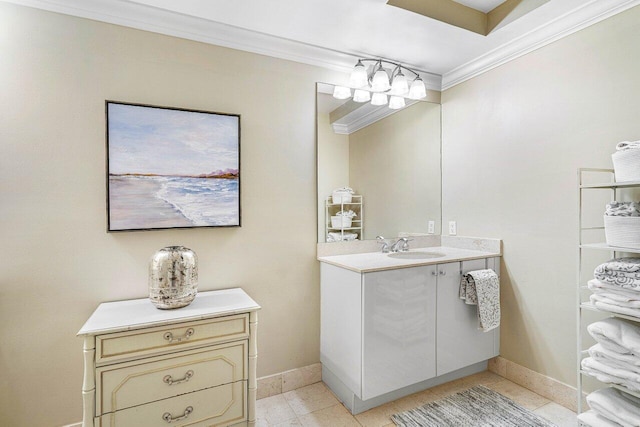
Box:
left=149, top=246, right=198, bottom=309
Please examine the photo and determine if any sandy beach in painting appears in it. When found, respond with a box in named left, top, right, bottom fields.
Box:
left=108, top=175, right=239, bottom=230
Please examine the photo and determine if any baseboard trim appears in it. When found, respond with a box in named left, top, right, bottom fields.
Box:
left=257, top=362, right=322, bottom=400
left=258, top=358, right=579, bottom=412
left=488, top=356, right=578, bottom=412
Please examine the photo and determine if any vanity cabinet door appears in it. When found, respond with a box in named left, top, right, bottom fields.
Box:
left=436, top=259, right=500, bottom=376
left=362, top=265, right=437, bottom=400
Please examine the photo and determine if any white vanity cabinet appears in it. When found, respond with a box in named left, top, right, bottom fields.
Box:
left=78, top=288, right=260, bottom=427
left=437, top=258, right=500, bottom=376
left=320, top=255, right=500, bottom=414
left=362, top=265, right=437, bottom=400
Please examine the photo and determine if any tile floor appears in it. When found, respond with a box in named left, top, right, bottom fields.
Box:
left=256, top=371, right=578, bottom=426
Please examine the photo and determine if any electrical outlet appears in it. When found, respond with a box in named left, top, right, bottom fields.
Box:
left=428, top=220, right=435, bottom=234
left=448, top=221, right=457, bottom=236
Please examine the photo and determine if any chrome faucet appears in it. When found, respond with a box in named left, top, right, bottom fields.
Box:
left=376, top=236, right=391, bottom=253
left=390, top=237, right=412, bottom=252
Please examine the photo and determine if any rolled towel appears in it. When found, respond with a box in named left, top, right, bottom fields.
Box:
left=616, top=140, right=640, bottom=151
left=578, top=410, right=624, bottom=427
left=605, top=202, right=640, bottom=217
left=581, top=357, right=640, bottom=392
left=587, top=318, right=640, bottom=356
left=590, top=343, right=640, bottom=369
left=589, top=344, right=640, bottom=375
left=586, top=387, right=640, bottom=427
left=459, top=269, right=500, bottom=332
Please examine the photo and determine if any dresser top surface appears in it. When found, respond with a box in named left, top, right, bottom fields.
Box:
left=78, top=288, right=260, bottom=336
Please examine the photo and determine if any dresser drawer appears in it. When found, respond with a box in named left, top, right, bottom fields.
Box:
left=96, top=314, right=249, bottom=365
left=96, top=380, right=246, bottom=427
left=97, top=340, right=247, bottom=414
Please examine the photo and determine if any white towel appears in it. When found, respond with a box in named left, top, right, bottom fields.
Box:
left=459, top=269, right=500, bottom=332
left=589, top=279, right=640, bottom=301
left=581, top=357, right=640, bottom=392
left=590, top=344, right=640, bottom=372
left=588, top=318, right=640, bottom=355
left=591, top=298, right=640, bottom=320
left=617, top=141, right=640, bottom=151
left=578, top=410, right=625, bottom=427
left=591, top=294, right=640, bottom=309
left=587, top=387, right=640, bottom=427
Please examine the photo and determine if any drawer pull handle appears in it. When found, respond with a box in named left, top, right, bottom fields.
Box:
left=163, top=370, right=194, bottom=386
left=162, top=406, right=193, bottom=423
left=163, top=328, right=194, bottom=343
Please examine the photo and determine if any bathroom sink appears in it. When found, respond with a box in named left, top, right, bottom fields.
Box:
left=387, top=251, right=446, bottom=259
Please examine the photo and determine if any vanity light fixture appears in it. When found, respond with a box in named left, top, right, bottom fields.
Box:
left=332, top=85, right=351, bottom=100
left=388, top=95, right=406, bottom=110
left=353, top=89, right=371, bottom=103
left=333, top=58, right=427, bottom=108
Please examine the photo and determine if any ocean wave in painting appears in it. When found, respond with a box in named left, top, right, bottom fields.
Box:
left=155, top=176, right=239, bottom=226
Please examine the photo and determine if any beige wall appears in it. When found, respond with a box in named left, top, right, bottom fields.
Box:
left=0, top=4, right=341, bottom=426
left=317, top=113, right=350, bottom=241
left=442, top=5, right=640, bottom=386
left=349, top=101, right=442, bottom=239
left=4, top=1, right=640, bottom=425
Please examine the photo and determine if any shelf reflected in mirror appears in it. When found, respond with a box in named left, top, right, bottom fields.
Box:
left=316, top=83, right=442, bottom=243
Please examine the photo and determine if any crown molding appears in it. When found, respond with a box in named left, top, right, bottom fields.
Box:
left=1, top=0, right=443, bottom=91
left=331, top=100, right=419, bottom=135
left=442, top=0, right=640, bottom=90
left=331, top=106, right=397, bottom=135
left=4, top=0, right=638, bottom=92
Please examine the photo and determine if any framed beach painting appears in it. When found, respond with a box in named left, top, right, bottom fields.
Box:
left=106, top=101, right=240, bottom=231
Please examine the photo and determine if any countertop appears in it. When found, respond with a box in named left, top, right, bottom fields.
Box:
left=317, top=246, right=501, bottom=273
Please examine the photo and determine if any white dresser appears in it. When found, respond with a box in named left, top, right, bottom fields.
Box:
left=78, top=288, right=260, bottom=427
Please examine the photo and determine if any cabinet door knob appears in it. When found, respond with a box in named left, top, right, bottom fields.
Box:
left=163, top=406, right=193, bottom=423
left=439, top=270, right=446, bottom=276
left=431, top=270, right=437, bottom=276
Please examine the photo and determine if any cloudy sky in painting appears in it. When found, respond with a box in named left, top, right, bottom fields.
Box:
left=108, top=103, right=239, bottom=176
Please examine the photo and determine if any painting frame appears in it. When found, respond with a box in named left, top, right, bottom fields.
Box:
left=106, top=100, right=241, bottom=232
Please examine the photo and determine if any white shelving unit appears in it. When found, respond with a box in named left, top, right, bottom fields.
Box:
left=577, top=168, right=640, bottom=418
left=325, top=195, right=363, bottom=242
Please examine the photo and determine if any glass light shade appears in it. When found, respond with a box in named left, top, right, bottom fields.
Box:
left=353, top=89, right=371, bottom=103
left=388, top=96, right=406, bottom=110
left=390, top=71, right=409, bottom=95
left=371, top=69, right=390, bottom=92
left=349, top=61, right=368, bottom=88
left=408, top=77, right=427, bottom=99
left=371, top=92, right=388, bottom=106
left=332, top=85, right=352, bottom=100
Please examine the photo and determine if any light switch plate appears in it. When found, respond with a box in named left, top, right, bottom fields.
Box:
left=428, top=220, right=435, bottom=234
left=448, top=221, right=457, bottom=235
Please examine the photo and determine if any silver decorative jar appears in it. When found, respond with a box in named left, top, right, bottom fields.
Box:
left=149, top=246, right=198, bottom=309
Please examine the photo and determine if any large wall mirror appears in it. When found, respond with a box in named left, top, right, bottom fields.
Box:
left=317, top=83, right=442, bottom=243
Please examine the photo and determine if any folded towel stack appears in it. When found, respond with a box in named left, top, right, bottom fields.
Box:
left=459, top=269, right=500, bottom=332
left=581, top=318, right=640, bottom=393
left=591, top=258, right=640, bottom=318
left=578, top=387, right=640, bottom=427
left=326, top=232, right=358, bottom=242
